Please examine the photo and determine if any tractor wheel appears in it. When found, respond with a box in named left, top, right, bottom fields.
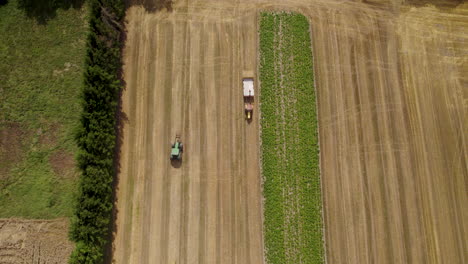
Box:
left=180, top=143, right=183, bottom=151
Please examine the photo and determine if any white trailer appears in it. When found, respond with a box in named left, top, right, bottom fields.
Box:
left=243, top=78, right=254, bottom=120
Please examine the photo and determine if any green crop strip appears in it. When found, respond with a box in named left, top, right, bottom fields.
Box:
left=259, top=12, right=324, bottom=264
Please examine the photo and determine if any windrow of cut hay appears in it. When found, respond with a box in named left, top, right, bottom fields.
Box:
left=259, top=12, right=324, bottom=264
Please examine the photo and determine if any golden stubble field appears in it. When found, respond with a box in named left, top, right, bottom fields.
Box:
left=111, top=0, right=467, bottom=264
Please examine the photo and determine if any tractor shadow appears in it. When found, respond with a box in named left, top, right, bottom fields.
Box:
left=170, top=158, right=182, bottom=168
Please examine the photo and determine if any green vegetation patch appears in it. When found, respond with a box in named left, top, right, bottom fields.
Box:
left=259, top=12, right=324, bottom=264
left=68, top=0, right=125, bottom=262
left=0, top=0, right=88, bottom=218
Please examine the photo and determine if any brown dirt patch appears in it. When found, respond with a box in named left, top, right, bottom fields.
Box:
left=38, top=123, right=61, bottom=147
left=0, top=218, right=73, bottom=264
left=49, top=149, right=76, bottom=178
left=0, top=123, right=29, bottom=182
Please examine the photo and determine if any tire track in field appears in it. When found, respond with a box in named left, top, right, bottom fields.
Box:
left=140, top=22, right=157, bottom=264
left=166, top=19, right=190, bottom=262
left=372, top=16, right=397, bottom=262
left=216, top=22, right=228, bottom=263
left=216, top=20, right=226, bottom=263
left=132, top=15, right=153, bottom=262
left=177, top=16, right=191, bottom=264
left=383, top=24, right=413, bottom=263
left=349, top=32, right=372, bottom=264
left=233, top=19, right=249, bottom=264
left=223, top=23, right=236, bottom=264
left=197, top=22, right=208, bottom=264
left=118, top=14, right=141, bottom=263
left=213, top=22, right=223, bottom=264
left=158, top=21, right=174, bottom=264
left=238, top=16, right=250, bottom=264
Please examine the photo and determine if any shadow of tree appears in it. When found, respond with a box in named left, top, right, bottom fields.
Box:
left=103, top=17, right=128, bottom=261
left=126, top=0, right=173, bottom=13
left=0, top=0, right=8, bottom=7
left=405, top=0, right=464, bottom=9
left=103, top=81, right=128, bottom=264
left=17, top=0, right=85, bottom=24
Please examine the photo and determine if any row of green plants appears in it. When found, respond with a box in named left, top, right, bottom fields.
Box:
left=259, top=12, right=324, bottom=264
left=68, top=0, right=125, bottom=263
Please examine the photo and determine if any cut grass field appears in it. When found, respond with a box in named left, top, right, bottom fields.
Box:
left=0, top=0, right=87, bottom=218
left=259, top=12, right=324, bottom=264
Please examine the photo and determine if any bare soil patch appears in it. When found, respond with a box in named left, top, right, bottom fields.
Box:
left=0, top=218, right=73, bottom=264
left=38, top=123, right=61, bottom=147
left=49, top=149, right=76, bottom=179
left=0, top=123, right=29, bottom=181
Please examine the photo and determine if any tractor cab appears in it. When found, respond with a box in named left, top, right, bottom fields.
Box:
left=170, top=135, right=183, bottom=160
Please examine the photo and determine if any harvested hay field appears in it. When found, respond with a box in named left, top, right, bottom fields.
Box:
left=0, top=218, right=73, bottom=263
left=112, top=0, right=467, bottom=263
left=112, top=1, right=263, bottom=263
left=313, top=2, right=468, bottom=263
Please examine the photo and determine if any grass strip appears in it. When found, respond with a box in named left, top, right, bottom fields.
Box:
left=0, top=0, right=87, bottom=218
left=259, top=12, right=324, bottom=264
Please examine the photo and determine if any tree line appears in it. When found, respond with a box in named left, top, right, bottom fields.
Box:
left=68, top=0, right=124, bottom=263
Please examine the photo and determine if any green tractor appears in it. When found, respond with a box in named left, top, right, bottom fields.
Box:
left=170, top=134, right=183, bottom=161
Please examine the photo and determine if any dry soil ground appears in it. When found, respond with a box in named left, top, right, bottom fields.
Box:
left=112, top=1, right=263, bottom=263
left=0, top=218, right=73, bottom=263
left=113, top=0, right=467, bottom=264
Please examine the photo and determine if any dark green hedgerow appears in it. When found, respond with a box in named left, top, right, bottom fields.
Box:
left=259, top=12, right=324, bottom=264
left=68, top=0, right=124, bottom=263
